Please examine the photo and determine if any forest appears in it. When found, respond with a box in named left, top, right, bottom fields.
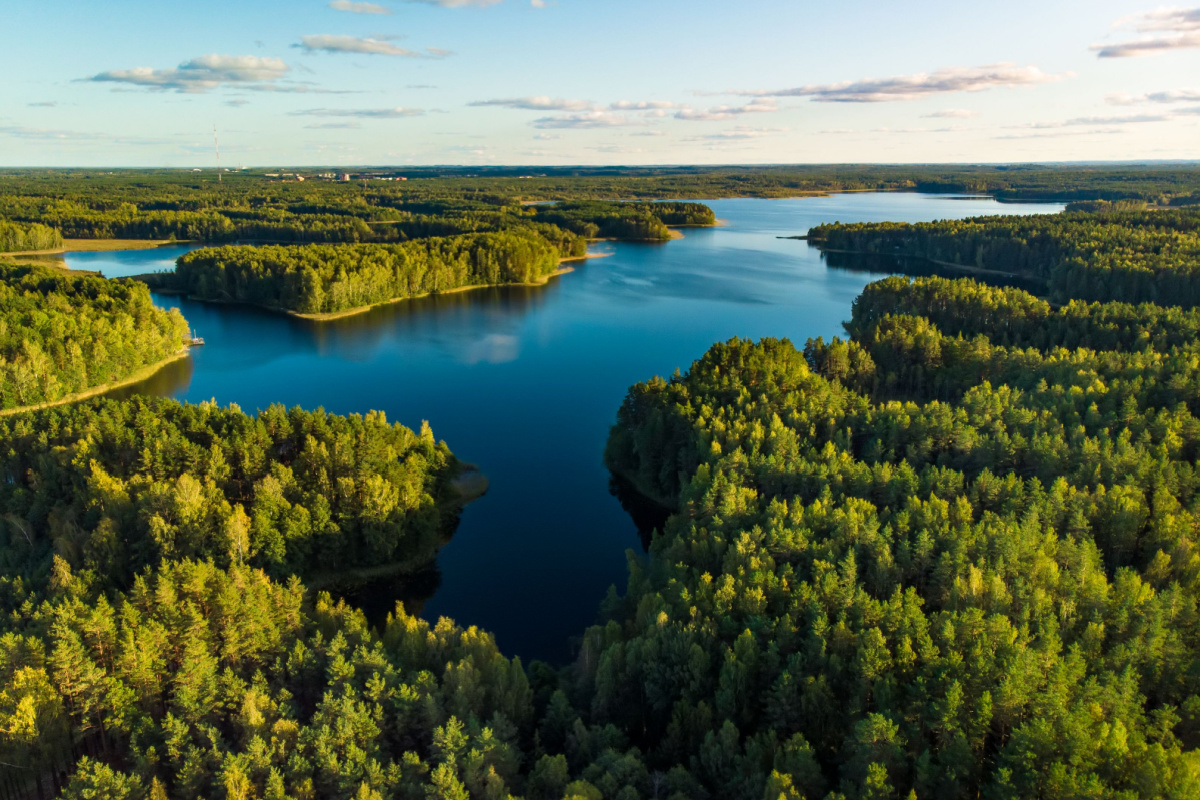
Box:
left=0, top=222, right=62, bottom=254
left=0, top=167, right=1197, bottom=250
left=603, top=275, right=1200, bottom=798
left=3, top=166, right=1200, bottom=208
left=0, top=397, right=464, bottom=587
left=0, top=263, right=188, bottom=411
left=809, top=207, right=1200, bottom=307
left=170, top=230, right=572, bottom=316
left=0, top=173, right=714, bottom=248
left=7, top=176, right=1200, bottom=798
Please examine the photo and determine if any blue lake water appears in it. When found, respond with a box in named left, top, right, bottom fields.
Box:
left=69, top=193, right=1062, bottom=663
left=64, top=244, right=202, bottom=278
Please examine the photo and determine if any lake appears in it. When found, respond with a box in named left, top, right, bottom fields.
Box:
left=70, top=193, right=1062, bottom=664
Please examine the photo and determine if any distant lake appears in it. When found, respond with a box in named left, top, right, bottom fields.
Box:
left=70, top=193, right=1063, bottom=663
left=64, top=243, right=201, bottom=278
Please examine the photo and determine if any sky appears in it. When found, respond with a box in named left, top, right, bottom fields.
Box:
left=2, top=0, right=1198, bottom=166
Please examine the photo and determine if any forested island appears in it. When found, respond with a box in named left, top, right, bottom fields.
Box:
left=139, top=201, right=716, bottom=318
left=0, top=263, right=188, bottom=412
left=169, top=232, right=573, bottom=318
left=6, top=170, right=1200, bottom=798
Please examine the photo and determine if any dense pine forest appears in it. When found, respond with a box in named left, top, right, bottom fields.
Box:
left=6, top=170, right=1200, bottom=798
left=2, top=166, right=1200, bottom=209
left=604, top=277, right=1200, bottom=797
left=0, top=263, right=188, bottom=411
left=808, top=208, right=1200, bottom=307
left=171, top=232, right=572, bottom=316
left=0, top=171, right=716, bottom=248
left=0, top=397, right=463, bottom=586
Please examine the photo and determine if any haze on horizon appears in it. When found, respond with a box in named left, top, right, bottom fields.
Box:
left=3, top=0, right=1198, bottom=167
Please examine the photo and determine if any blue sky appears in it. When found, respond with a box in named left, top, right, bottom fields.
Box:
left=3, top=0, right=1198, bottom=166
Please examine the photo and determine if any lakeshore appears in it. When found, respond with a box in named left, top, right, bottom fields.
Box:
left=136, top=251, right=613, bottom=323
left=0, top=238, right=181, bottom=258
left=0, top=349, right=191, bottom=418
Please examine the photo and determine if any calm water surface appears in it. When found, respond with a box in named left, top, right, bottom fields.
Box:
left=69, top=193, right=1062, bottom=663
left=65, top=244, right=201, bottom=278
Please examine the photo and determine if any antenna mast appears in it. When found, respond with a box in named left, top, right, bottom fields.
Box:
left=213, top=124, right=222, bottom=183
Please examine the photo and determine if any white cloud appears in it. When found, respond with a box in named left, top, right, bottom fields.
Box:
left=329, top=0, right=392, bottom=13
left=676, top=98, right=778, bottom=121
left=1107, top=89, right=1200, bottom=105
left=870, top=125, right=970, bottom=133
left=89, top=54, right=289, bottom=93
left=305, top=121, right=364, bottom=129
left=0, top=125, right=169, bottom=146
left=471, top=96, right=595, bottom=111
left=531, top=0, right=546, bottom=6
left=532, top=111, right=637, bottom=129
left=1125, top=7, right=1200, bottom=31
left=1009, top=113, right=1174, bottom=130
left=533, top=133, right=561, bottom=140
left=27, top=101, right=57, bottom=108
left=292, top=107, right=425, bottom=118
left=994, top=128, right=1127, bottom=140
left=609, top=100, right=679, bottom=111
left=733, top=63, right=1063, bottom=102
left=395, top=0, right=502, bottom=6
left=923, top=108, right=978, bottom=119
left=239, top=83, right=359, bottom=94
left=297, top=35, right=447, bottom=57
left=1094, top=8, right=1200, bottom=57
left=591, top=145, right=647, bottom=154
left=696, top=126, right=787, bottom=140
left=1093, top=32, right=1200, bottom=57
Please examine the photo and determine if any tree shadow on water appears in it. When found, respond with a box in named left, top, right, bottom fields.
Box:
left=609, top=472, right=673, bottom=552
left=336, top=565, right=444, bottom=633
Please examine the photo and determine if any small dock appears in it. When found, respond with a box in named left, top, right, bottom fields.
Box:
left=188, top=329, right=205, bottom=346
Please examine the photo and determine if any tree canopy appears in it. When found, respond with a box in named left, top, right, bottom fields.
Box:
left=8, top=188, right=1200, bottom=798
left=809, top=208, right=1200, bottom=307
left=172, top=231, right=570, bottom=316
left=0, top=263, right=188, bottom=410
left=0, top=220, right=61, bottom=253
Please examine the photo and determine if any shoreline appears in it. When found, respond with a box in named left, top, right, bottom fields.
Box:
left=142, top=249, right=614, bottom=324
left=0, top=349, right=191, bottom=418
left=310, top=462, right=488, bottom=591
left=293, top=263, right=578, bottom=321
left=0, top=239, right=185, bottom=258
left=814, top=245, right=1036, bottom=283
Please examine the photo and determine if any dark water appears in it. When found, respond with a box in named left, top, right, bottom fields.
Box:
left=70, top=193, right=1062, bottom=664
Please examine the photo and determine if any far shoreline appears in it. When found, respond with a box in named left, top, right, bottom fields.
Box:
left=0, top=239, right=186, bottom=258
